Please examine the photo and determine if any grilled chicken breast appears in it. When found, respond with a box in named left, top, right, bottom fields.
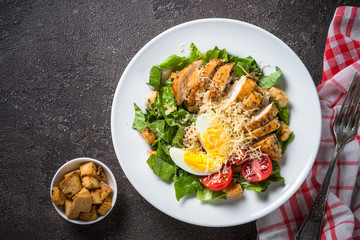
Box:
left=252, top=134, right=282, bottom=160
left=208, top=62, right=236, bottom=98
left=246, top=103, right=278, bottom=131
left=223, top=76, right=257, bottom=110
left=243, top=91, right=263, bottom=111
left=246, top=118, right=280, bottom=139
left=172, top=60, right=203, bottom=105
left=187, top=58, right=223, bottom=106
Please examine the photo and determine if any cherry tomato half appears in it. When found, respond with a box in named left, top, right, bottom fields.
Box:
left=229, top=147, right=247, bottom=166
left=241, top=155, right=272, bottom=182
left=200, top=164, right=233, bottom=191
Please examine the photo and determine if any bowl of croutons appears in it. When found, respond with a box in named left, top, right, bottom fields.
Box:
left=50, top=157, right=117, bottom=224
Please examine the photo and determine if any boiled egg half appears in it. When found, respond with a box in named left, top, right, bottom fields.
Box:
left=169, top=114, right=228, bottom=176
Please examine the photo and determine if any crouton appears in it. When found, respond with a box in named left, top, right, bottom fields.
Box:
left=223, top=182, right=243, bottom=197
left=95, top=166, right=107, bottom=182
left=51, top=187, right=66, bottom=206
left=79, top=206, right=98, bottom=221
left=147, top=91, right=157, bottom=109
left=71, top=188, right=92, bottom=213
left=278, top=121, right=291, bottom=141
left=141, top=127, right=157, bottom=144
left=232, top=166, right=242, bottom=174
left=64, top=170, right=81, bottom=179
left=59, top=172, right=82, bottom=198
left=91, top=181, right=113, bottom=204
left=80, top=162, right=97, bottom=178
left=97, top=196, right=112, bottom=216
left=269, top=87, right=288, bottom=107
left=91, top=190, right=103, bottom=204
left=99, top=182, right=113, bottom=199
left=65, top=199, right=79, bottom=219
left=82, top=176, right=100, bottom=190
left=147, top=151, right=156, bottom=158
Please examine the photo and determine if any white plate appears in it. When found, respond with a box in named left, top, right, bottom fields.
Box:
left=111, top=18, right=321, bottom=227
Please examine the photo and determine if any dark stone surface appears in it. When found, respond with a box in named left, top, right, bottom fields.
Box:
left=1, top=0, right=359, bottom=239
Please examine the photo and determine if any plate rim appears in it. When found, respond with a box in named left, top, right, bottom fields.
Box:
left=111, top=18, right=322, bottom=227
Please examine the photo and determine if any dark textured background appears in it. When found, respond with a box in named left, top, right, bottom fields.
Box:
left=1, top=0, right=359, bottom=239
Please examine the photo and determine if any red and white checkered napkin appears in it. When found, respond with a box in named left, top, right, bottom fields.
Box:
left=257, top=6, right=360, bottom=240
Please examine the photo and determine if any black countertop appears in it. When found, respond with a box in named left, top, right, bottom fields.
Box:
left=1, top=1, right=359, bottom=239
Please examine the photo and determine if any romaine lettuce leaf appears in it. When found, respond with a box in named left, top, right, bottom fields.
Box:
left=271, top=99, right=290, bottom=124
left=158, top=54, right=190, bottom=71
left=174, top=175, right=204, bottom=201
left=267, top=160, right=284, bottom=182
left=147, top=66, right=162, bottom=90
left=258, top=66, right=282, bottom=89
left=189, top=43, right=229, bottom=64
left=132, top=103, right=147, bottom=133
left=168, top=109, right=190, bottom=120
left=161, top=80, right=178, bottom=115
left=279, top=132, right=294, bottom=154
left=190, top=43, right=205, bottom=62
left=171, top=125, right=184, bottom=148
left=196, top=189, right=226, bottom=201
left=146, top=154, right=176, bottom=182
left=237, top=176, right=271, bottom=192
left=229, top=56, right=262, bottom=78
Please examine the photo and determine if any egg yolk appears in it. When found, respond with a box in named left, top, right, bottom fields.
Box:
left=201, top=126, right=226, bottom=157
left=184, top=151, right=224, bottom=172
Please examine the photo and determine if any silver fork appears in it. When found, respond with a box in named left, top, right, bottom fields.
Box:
left=296, top=72, right=360, bottom=240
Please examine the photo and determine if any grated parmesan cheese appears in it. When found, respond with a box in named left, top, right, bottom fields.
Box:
left=183, top=90, right=263, bottom=165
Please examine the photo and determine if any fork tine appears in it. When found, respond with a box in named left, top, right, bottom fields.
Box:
left=346, top=73, right=360, bottom=128
left=335, top=72, right=359, bottom=126
left=344, top=73, right=360, bottom=127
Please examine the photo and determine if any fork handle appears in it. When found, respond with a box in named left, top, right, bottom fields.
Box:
left=296, top=143, right=344, bottom=240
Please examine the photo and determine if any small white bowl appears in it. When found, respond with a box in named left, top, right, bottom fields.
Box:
left=50, top=157, right=117, bottom=224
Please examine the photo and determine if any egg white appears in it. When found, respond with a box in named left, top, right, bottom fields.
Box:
left=195, top=114, right=212, bottom=153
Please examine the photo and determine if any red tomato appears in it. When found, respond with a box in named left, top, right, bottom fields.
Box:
left=229, top=147, right=247, bottom=166
left=200, top=164, right=233, bottom=191
left=241, top=155, right=272, bottom=182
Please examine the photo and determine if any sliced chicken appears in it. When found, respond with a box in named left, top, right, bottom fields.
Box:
left=172, top=60, right=203, bottom=105
left=242, top=91, right=263, bottom=111
left=208, top=62, right=236, bottom=98
left=187, top=58, right=223, bottom=106
left=246, top=118, right=280, bottom=139
left=252, top=134, right=282, bottom=161
left=269, top=87, right=288, bottom=107
left=246, top=103, right=279, bottom=131
left=278, top=121, right=291, bottom=141
left=223, top=76, right=256, bottom=110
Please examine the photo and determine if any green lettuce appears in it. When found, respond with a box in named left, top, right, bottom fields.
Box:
left=196, top=189, right=226, bottom=201
left=147, top=66, right=162, bottom=90
left=132, top=103, right=147, bottom=133
left=271, top=99, right=290, bottom=124
left=189, top=43, right=229, bottom=64
left=158, top=54, right=190, bottom=71
left=258, top=66, right=282, bottom=89
left=279, top=132, right=295, bottom=154
left=146, top=154, right=176, bottom=182
left=229, top=55, right=262, bottom=78
left=174, top=175, right=204, bottom=201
